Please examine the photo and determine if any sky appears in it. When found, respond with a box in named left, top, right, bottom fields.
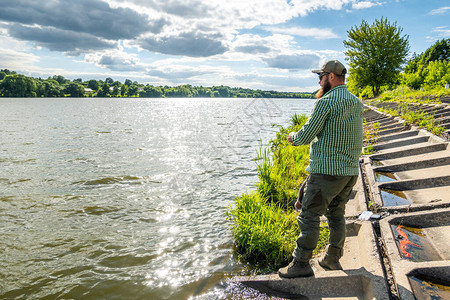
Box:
left=0, top=0, right=449, bottom=92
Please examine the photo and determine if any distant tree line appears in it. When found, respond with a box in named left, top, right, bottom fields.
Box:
left=0, top=70, right=313, bottom=99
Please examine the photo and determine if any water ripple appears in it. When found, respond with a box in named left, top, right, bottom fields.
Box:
left=0, top=97, right=315, bottom=299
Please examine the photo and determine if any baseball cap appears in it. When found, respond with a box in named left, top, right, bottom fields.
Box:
left=312, top=60, right=347, bottom=76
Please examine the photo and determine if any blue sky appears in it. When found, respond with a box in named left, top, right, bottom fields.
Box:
left=0, top=0, right=449, bottom=92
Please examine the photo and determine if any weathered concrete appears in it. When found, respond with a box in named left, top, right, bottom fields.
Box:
left=235, top=222, right=389, bottom=299
left=379, top=208, right=450, bottom=300
left=361, top=104, right=450, bottom=299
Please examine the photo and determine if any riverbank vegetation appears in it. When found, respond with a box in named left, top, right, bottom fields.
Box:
left=227, top=114, right=329, bottom=271
left=358, top=38, right=450, bottom=137
left=348, top=38, right=450, bottom=100
left=0, top=70, right=312, bottom=99
left=342, top=18, right=449, bottom=139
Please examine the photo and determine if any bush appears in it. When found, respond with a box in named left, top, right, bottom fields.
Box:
left=423, top=60, right=450, bottom=89
left=402, top=72, right=423, bottom=90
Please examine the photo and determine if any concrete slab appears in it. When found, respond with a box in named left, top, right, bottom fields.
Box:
left=379, top=208, right=450, bottom=300
left=345, top=168, right=368, bottom=217
left=376, top=130, right=419, bottom=143
left=234, top=222, right=389, bottom=299
left=371, top=136, right=429, bottom=151
left=375, top=150, right=450, bottom=167
left=394, top=165, right=450, bottom=180
left=373, top=155, right=450, bottom=172
left=376, top=126, right=406, bottom=136
left=374, top=141, right=436, bottom=155
left=378, top=123, right=403, bottom=131
left=369, top=143, right=448, bottom=161
left=402, top=186, right=450, bottom=206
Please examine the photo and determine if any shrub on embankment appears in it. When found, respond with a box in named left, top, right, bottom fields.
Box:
left=366, top=86, right=448, bottom=136
left=227, top=114, right=329, bottom=272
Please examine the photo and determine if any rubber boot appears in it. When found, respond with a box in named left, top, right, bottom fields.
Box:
left=318, top=246, right=343, bottom=270
left=278, top=259, right=314, bottom=278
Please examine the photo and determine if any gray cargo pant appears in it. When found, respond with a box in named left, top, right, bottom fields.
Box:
left=293, top=173, right=358, bottom=262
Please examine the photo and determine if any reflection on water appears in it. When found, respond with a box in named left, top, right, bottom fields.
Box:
left=375, top=171, right=397, bottom=183
left=391, top=225, right=442, bottom=262
left=0, top=97, right=314, bottom=299
left=409, top=275, right=450, bottom=300
left=381, top=189, right=411, bottom=206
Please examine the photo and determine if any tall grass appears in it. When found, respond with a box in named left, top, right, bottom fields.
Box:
left=371, top=85, right=449, bottom=105
left=362, top=120, right=380, bottom=155
left=367, top=86, right=448, bottom=136
left=227, top=113, right=329, bottom=271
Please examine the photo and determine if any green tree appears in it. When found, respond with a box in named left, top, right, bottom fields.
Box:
left=422, top=60, right=450, bottom=88
left=418, top=39, right=450, bottom=69
left=0, top=72, right=6, bottom=81
left=121, top=84, right=128, bottom=97
left=111, top=85, right=120, bottom=97
left=140, top=85, right=163, bottom=97
left=214, top=85, right=230, bottom=97
left=124, top=79, right=132, bottom=86
left=127, top=84, right=139, bottom=97
left=1, top=69, right=17, bottom=75
left=43, top=80, right=63, bottom=97
left=65, top=82, right=85, bottom=97
left=52, top=75, right=68, bottom=85
left=344, top=17, right=409, bottom=96
left=404, top=53, right=421, bottom=74
left=96, top=82, right=110, bottom=97
left=87, top=79, right=100, bottom=91
left=105, top=77, right=114, bottom=85
left=195, top=86, right=212, bottom=97
left=0, top=74, right=37, bottom=97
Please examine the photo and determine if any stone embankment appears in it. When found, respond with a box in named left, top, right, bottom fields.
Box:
left=233, top=103, right=450, bottom=299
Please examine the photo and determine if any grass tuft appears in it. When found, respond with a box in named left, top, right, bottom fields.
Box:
left=227, top=113, right=329, bottom=272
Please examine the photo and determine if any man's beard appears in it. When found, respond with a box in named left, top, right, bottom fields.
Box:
left=315, top=79, right=331, bottom=99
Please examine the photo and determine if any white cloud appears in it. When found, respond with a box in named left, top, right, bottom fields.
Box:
left=264, top=53, right=321, bottom=70
left=0, top=31, right=40, bottom=71
left=352, top=1, right=379, bottom=10
left=84, top=50, right=146, bottom=71
left=230, top=34, right=294, bottom=56
left=429, top=6, right=450, bottom=15
left=264, top=26, right=339, bottom=40
left=0, top=48, right=40, bottom=70
left=432, top=26, right=450, bottom=38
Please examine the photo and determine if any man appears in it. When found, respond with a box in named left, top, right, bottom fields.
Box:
left=278, top=60, right=364, bottom=278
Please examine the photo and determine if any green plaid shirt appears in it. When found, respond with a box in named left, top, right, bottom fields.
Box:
left=292, top=85, right=364, bottom=176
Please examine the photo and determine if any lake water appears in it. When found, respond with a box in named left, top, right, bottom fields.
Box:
left=0, top=97, right=315, bottom=299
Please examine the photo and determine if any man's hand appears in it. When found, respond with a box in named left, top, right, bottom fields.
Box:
left=288, top=132, right=296, bottom=144
left=294, top=199, right=302, bottom=211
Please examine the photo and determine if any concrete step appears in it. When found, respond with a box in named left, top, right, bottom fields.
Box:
left=376, top=130, right=419, bottom=143
left=377, top=126, right=406, bottom=136
left=369, top=143, right=448, bottom=160
left=378, top=122, right=404, bottom=131
left=373, top=155, right=450, bottom=172
left=234, top=222, right=389, bottom=299
left=395, top=165, right=450, bottom=181
left=373, top=149, right=450, bottom=166
left=371, top=135, right=429, bottom=151
left=379, top=208, right=450, bottom=300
